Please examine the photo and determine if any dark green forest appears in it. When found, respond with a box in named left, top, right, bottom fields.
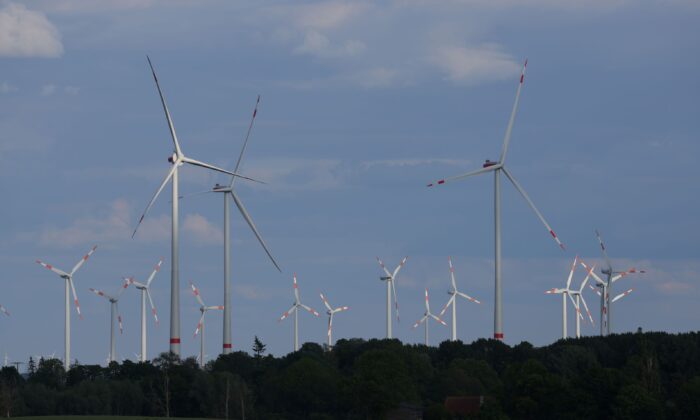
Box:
left=1, top=331, right=699, bottom=419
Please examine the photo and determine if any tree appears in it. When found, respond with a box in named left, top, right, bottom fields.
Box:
left=253, top=336, right=267, bottom=359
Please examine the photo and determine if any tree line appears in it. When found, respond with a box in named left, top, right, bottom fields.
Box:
left=1, top=331, right=699, bottom=419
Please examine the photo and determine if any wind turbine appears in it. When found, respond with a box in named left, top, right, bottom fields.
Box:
left=126, top=258, right=163, bottom=362
left=36, top=245, right=97, bottom=368
left=413, top=289, right=447, bottom=346
left=427, top=60, right=565, bottom=341
left=89, top=279, right=130, bottom=363
left=545, top=256, right=579, bottom=339
left=278, top=274, right=319, bottom=352
left=319, top=293, right=349, bottom=347
left=587, top=281, right=634, bottom=332
left=376, top=257, right=407, bottom=339
left=588, top=229, right=645, bottom=335
left=131, top=57, right=261, bottom=356
left=189, top=281, right=223, bottom=368
left=438, top=256, right=481, bottom=341
left=183, top=95, right=281, bottom=355
left=567, top=262, right=596, bottom=338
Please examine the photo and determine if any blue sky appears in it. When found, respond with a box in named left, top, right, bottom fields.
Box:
left=0, top=0, right=698, bottom=364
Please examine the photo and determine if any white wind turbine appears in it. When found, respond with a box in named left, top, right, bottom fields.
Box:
left=587, top=281, right=634, bottom=331
left=189, top=281, right=223, bottom=368
left=545, top=256, right=594, bottom=339
left=427, top=60, right=565, bottom=341
left=131, top=57, right=261, bottom=356
left=566, top=261, right=597, bottom=338
left=319, top=293, right=349, bottom=347
left=89, top=279, right=130, bottom=363
left=279, top=274, right=319, bottom=352
left=376, top=257, right=407, bottom=339
left=183, top=95, right=281, bottom=355
left=126, top=258, right=163, bottom=363
left=438, top=257, right=481, bottom=341
left=586, top=230, right=645, bottom=336
left=413, top=289, right=447, bottom=346
left=36, top=245, right=97, bottom=369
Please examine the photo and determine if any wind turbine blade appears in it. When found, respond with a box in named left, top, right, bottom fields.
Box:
left=498, top=58, right=528, bottom=164
left=70, top=245, right=98, bottom=275
left=579, top=295, right=595, bottom=325
left=207, top=306, right=225, bottom=310
left=448, top=256, right=457, bottom=291
left=376, top=257, right=392, bottom=278
left=588, top=284, right=602, bottom=296
left=189, top=281, right=205, bottom=306
left=566, top=256, right=578, bottom=290
left=69, top=278, right=82, bottom=319
left=424, top=289, right=430, bottom=312
left=430, top=314, right=448, bottom=326
left=335, top=306, right=350, bottom=313
left=278, top=304, right=297, bottom=322
left=230, top=95, right=261, bottom=188
left=545, top=288, right=564, bottom=295
left=300, top=304, right=319, bottom=317
left=132, top=163, right=177, bottom=238
left=181, top=157, right=264, bottom=184
left=456, top=291, right=481, bottom=304
left=117, top=302, right=123, bottom=334
left=567, top=293, right=583, bottom=320
left=178, top=188, right=215, bottom=201
left=579, top=260, right=607, bottom=286
left=146, top=56, right=182, bottom=156
left=116, top=278, right=130, bottom=298
left=35, top=260, right=69, bottom=278
left=88, top=288, right=112, bottom=301
left=427, top=164, right=500, bottom=187
left=0, top=305, right=10, bottom=316
left=502, top=167, right=565, bottom=250
left=595, top=229, right=613, bottom=273
left=320, top=293, right=332, bottom=312
left=391, top=279, right=400, bottom=322
left=438, top=294, right=455, bottom=317
left=146, top=259, right=164, bottom=287
left=193, top=312, right=206, bottom=337
left=146, top=289, right=159, bottom=326
left=612, top=268, right=645, bottom=283
left=231, top=191, right=281, bottom=271
left=392, top=256, right=408, bottom=279
left=612, top=288, right=634, bottom=303
left=293, top=274, right=300, bottom=303
left=413, top=315, right=428, bottom=329
left=579, top=263, right=596, bottom=292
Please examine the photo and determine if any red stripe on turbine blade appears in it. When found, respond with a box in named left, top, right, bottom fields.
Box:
left=520, top=74, right=524, bottom=83
left=437, top=180, right=445, bottom=184
left=494, top=333, right=504, bottom=339
left=223, top=344, right=233, bottom=349
left=427, top=183, right=433, bottom=187
left=170, top=338, right=181, bottom=344
left=549, top=230, right=556, bottom=238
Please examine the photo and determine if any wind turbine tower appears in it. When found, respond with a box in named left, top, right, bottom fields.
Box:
left=278, top=274, right=319, bottom=352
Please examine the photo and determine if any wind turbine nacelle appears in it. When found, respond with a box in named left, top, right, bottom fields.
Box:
left=483, top=160, right=498, bottom=168
left=380, top=276, right=391, bottom=281
left=167, top=153, right=178, bottom=163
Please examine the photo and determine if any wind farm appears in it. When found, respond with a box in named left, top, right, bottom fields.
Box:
left=1, top=1, right=698, bottom=418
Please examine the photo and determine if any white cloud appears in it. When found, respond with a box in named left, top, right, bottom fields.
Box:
left=0, top=3, right=63, bottom=58
left=41, top=84, right=57, bottom=96
left=294, top=29, right=366, bottom=58
left=0, top=82, right=18, bottom=93
left=294, top=1, right=371, bottom=30
left=64, top=85, right=80, bottom=95
left=182, top=213, right=222, bottom=246
left=430, top=44, right=521, bottom=85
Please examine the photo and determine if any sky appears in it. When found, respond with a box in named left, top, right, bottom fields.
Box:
left=0, top=0, right=698, bottom=366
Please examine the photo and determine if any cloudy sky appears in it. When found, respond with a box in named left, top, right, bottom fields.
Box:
left=0, top=0, right=698, bottom=364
